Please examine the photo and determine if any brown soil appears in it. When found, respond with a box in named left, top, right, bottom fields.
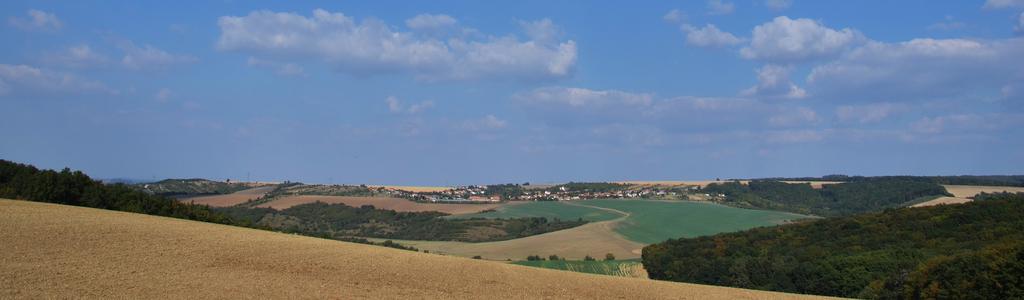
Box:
left=179, top=186, right=275, bottom=207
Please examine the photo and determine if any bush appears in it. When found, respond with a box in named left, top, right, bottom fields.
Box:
left=605, top=253, right=615, bottom=261
left=549, top=255, right=561, bottom=261
left=584, top=255, right=595, bottom=261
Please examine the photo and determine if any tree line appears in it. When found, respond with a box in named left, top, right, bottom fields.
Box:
left=0, top=159, right=231, bottom=223
left=703, top=178, right=950, bottom=217
left=642, top=192, right=1024, bottom=299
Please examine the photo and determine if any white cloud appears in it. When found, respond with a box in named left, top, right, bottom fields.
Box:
left=247, top=57, right=305, bottom=76
left=807, top=38, right=1024, bottom=100
left=681, top=24, right=744, bottom=48
left=835, top=103, right=902, bottom=123
left=519, top=19, right=561, bottom=44
left=707, top=0, right=735, bottom=15
left=741, top=64, right=807, bottom=99
left=385, top=96, right=434, bottom=114
left=515, top=86, right=652, bottom=109
left=765, top=0, right=793, bottom=11
left=0, top=64, right=116, bottom=96
left=983, top=0, right=1024, bottom=9
left=8, top=9, right=62, bottom=32
left=119, top=41, right=198, bottom=70
left=405, top=14, right=457, bottom=33
left=45, top=45, right=110, bottom=68
left=461, top=115, right=507, bottom=131
left=216, top=9, right=576, bottom=81
left=740, top=16, right=864, bottom=62
left=663, top=9, right=685, bottom=23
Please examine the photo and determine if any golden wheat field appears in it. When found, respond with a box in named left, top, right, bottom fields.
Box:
left=256, top=195, right=506, bottom=214
left=376, top=216, right=646, bottom=261
left=0, top=199, right=829, bottom=299
left=912, top=185, right=1024, bottom=207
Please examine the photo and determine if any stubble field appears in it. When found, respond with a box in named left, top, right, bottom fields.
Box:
left=0, top=199, right=827, bottom=299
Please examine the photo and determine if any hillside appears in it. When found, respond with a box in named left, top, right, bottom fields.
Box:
left=642, top=193, right=1024, bottom=298
left=135, top=178, right=270, bottom=196
left=0, top=199, right=826, bottom=299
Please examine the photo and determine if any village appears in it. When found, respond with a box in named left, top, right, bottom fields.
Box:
left=384, top=183, right=725, bottom=204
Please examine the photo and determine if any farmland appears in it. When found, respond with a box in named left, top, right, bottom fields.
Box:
left=581, top=199, right=810, bottom=244
left=451, top=200, right=621, bottom=221
left=0, top=199, right=821, bottom=299
left=256, top=195, right=505, bottom=214
left=913, top=185, right=1024, bottom=207
left=382, top=199, right=809, bottom=260
left=512, top=259, right=647, bottom=278
left=179, top=186, right=275, bottom=207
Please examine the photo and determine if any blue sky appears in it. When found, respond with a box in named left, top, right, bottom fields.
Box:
left=1, top=0, right=1023, bottom=185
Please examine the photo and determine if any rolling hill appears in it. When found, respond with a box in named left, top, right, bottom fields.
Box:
left=0, top=199, right=827, bottom=299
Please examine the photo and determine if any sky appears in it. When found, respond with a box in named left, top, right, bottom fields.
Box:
left=1, top=0, right=1023, bottom=185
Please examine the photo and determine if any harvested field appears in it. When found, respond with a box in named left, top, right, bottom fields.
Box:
left=913, top=185, right=1024, bottom=207
left=179, top=186, right=275, bottom=207
left=257, top=195, right=505, bottom=214
left=376, top=216, right=646, bottom=261
left=0, top=199, right=826, bottom=299
left=911, top=196, right=972, bottom=207
left=943, top=185, right=1024, bottom=198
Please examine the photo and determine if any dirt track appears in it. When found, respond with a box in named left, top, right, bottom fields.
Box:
left=0, top=199, right=827, bottom=299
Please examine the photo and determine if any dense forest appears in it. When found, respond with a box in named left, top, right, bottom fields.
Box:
left=0, top=159, right=231, bottom=223
left=703, top=178, right=950, bottom=217
left=217, top=202, right=586, bottom=242
left=642, top=192, right=1024, bottom=299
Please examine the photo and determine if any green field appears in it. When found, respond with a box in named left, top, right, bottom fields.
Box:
left=580, top=199, right=811, bottom=244
left=450, top=201, right=621, bottom=222
left=513, top=259, right=645, bottom=277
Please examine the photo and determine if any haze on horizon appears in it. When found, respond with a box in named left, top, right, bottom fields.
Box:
left=1, top=0, right=1022, bottom=185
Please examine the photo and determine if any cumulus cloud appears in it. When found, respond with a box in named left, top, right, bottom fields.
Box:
left=806, top=38, right=1024, bottom=101
left=0, top=64, right=116, bottom=96
left=740, top=16, right=864, bottom=62
left=515, top=86, right=653, bottom=109
left=216, top=9, right=577, bottom=81
left=385, top=96, right=434, bottom=114
left=983, top=0, right=1024, bottom=9
left=663, top=9, right=685, bottom=23
left=405, top=14, right=457, bottom=33
left=681, top=24, right=744, bottom=48
left=44, top=45, right=110, bottom=68
left=707, top=0, right=735, bottom=15
left=8, top=9, right=62, bottom=32
left=765, top=0, right=793, bottom=11
left=741, top=64, right=807, bottom=99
